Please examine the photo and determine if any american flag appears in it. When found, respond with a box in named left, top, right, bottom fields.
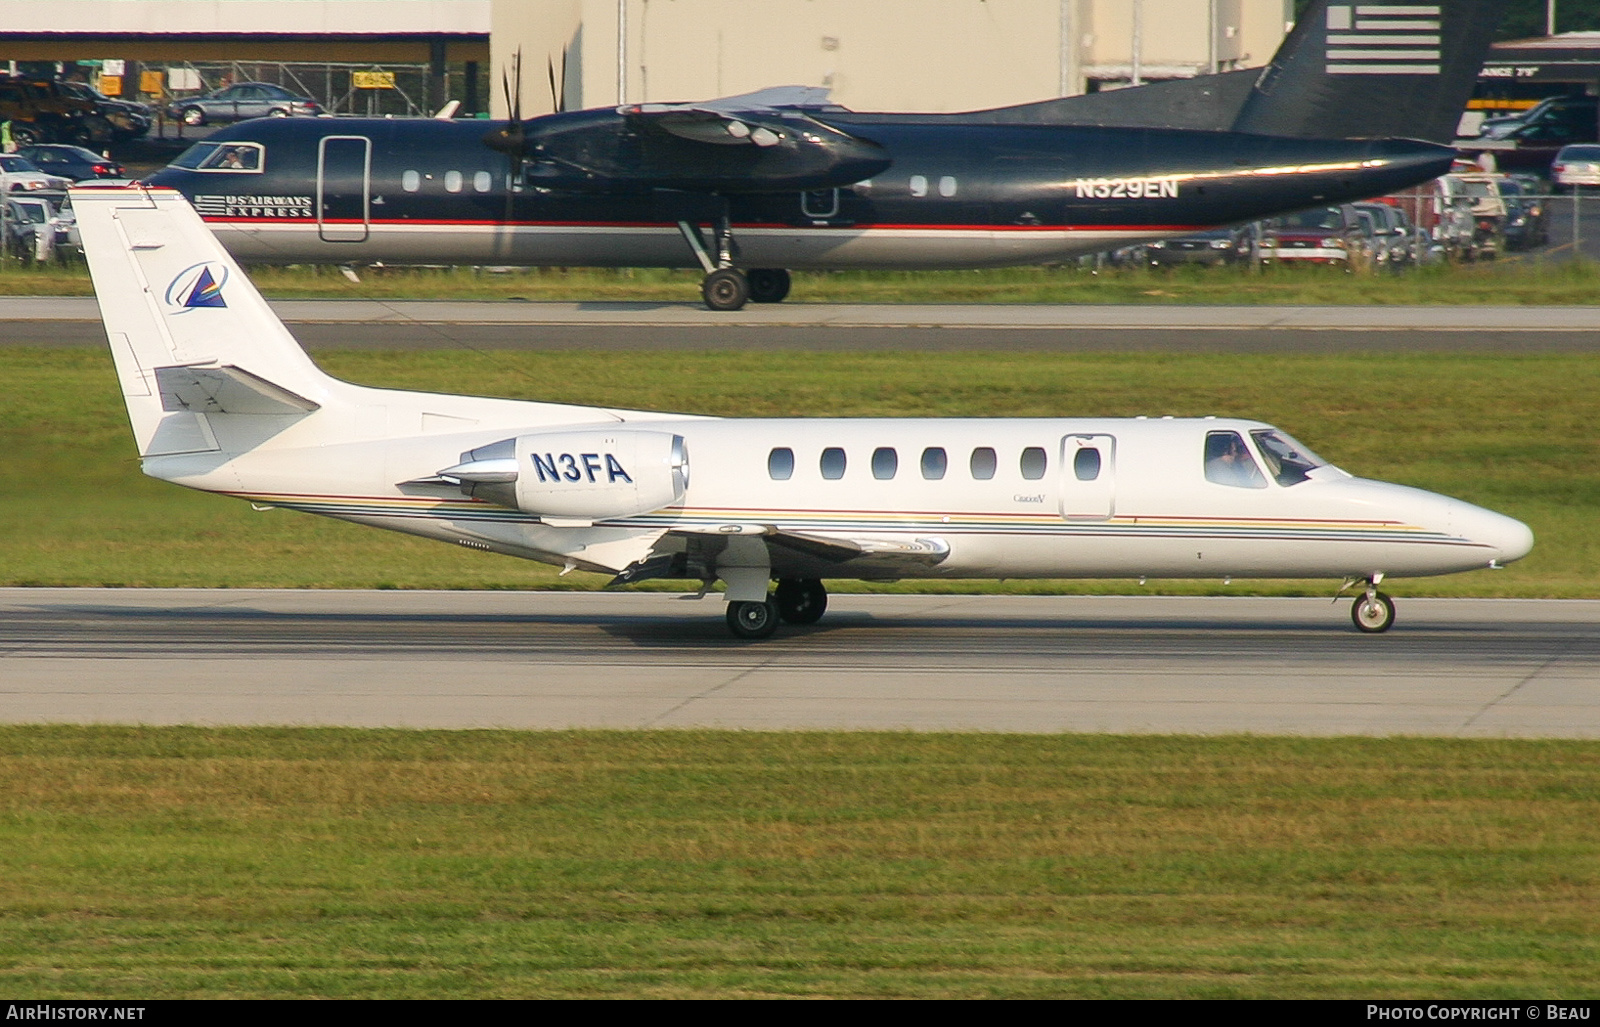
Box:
left=1324, top=4, right=1442, bottom=76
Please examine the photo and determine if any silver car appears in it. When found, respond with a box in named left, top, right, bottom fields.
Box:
left=168, top=82, right=324, bottom=126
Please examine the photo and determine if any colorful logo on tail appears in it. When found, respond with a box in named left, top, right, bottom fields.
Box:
left=164, top=262, right=230, bottom=312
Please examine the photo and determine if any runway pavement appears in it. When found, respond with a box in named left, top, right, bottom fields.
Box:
left=7, top=297, right=1600, bottom=350
left=3, top=589, right=1596, bottom=737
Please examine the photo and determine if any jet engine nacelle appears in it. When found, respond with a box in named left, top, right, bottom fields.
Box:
left=441, top=429, right=689, bottom=523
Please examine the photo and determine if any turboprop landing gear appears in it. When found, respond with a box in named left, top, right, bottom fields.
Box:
left=775, top=578, right=827, bottom=625
left=727, top=597, right=780, bottom=639
left=747, top=268, right=791, bottom=304
left=677, top=207, right=781, bottom=312
left=1351, top=581, right=1396, bottom=633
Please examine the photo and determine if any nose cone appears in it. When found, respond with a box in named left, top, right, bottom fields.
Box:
left=1454, top=501, right=1535, bottom=565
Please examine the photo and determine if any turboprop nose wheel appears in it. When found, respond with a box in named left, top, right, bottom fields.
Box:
left=1351, top=589, right=1396, bottom=633
left=702, top=268, right=750, bottom=312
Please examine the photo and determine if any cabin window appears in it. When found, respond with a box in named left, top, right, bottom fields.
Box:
left=872, top=447, right=898, bottom=480
left=768, top=447, right=794, bottom=481
left=1250, top=430, right=1325, bottom=487
left=970, top=447, right=997, bottom=480
left=444, top=170, right=463, bottom=193
left=939, top=175, right=958, bottom=198
left=402, top=170, right=421, bottom=192
left=473, top=171, right=493, bottom=193
left=909, top=174, right=928, bottom=198
left=1205, top=431, right=1268, bottom=489
left=921, top=447, right=947, bottom=480
left=1020, top=446, right=1047, bottom=480
left=820, top=447, right=847, bottom=480
left=1074, top=447, right=1102, bottom=481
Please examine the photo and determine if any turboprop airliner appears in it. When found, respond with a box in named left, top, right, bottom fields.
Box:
left=141, top=0, right=1508, bottom=310
left=75, top=185, right=1533, bottom=638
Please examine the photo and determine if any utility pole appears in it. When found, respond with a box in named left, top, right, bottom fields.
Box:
left=1132, top=0, right=1144, bottom=86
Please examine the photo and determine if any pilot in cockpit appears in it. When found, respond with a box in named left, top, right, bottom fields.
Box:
left=1205, top=431, right=1268, bottom=489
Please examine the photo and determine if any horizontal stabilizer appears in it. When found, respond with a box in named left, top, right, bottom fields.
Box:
left=156, top=365, right=320, bottom=416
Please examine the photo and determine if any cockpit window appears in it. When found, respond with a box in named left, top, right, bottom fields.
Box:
left=169, top=141, right=265, bottom=172
left=1249, top=430, right=1326, bottom=487
left=1204, top=431, right=1267, bottom=489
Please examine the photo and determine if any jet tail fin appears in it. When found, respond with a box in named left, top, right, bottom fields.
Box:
left=72, top=185, right=337, bottom=458
left=1231, top=0, right=1506, bottom=142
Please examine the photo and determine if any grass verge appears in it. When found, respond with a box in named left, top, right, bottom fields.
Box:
left=7, top=258, right=1600, bottom=305
left=1, top=347, right=1593, bottom=595
left=0, top=728, right=1594, bottom=999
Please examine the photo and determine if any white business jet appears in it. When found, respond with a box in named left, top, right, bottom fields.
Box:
left=74, top=186, right=1533, bottom=638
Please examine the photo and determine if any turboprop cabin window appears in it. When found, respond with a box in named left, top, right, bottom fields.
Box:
left=921, top=447, right=948, bottom=480
left=820, top=447, right=847, bottom=480
left=1020, top=447, right=1047, bottom=480
left=1250, top=430, right=1326, bottom=487
left=1204, top=431, right=1268, bottom=489
left=970, top=447, right=997, bottom=480
left=402, top=170, right=421, bottom=192
left=768, top=447, right=794, bottom=480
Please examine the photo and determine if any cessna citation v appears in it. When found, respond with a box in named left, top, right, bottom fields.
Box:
left=141, top=0, right=1507, bottom=309
left=75, top=186, right=1532, bottom=638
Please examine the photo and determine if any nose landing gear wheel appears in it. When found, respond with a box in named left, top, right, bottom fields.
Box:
left=747, top=268, right=791, bottom=304
left=701, top=268, right=751, bottom=311
left=727, top=598, right=779, bottom=639
left=1351, top=591, right=1396, bottom=633
left=775, top=578, right=827, bottom=625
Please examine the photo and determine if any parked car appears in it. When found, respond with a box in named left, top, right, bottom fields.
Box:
left=1551, top=143, right=1600, bottom=189
left=50, top=79, right=153, bottom=141
left=1258, top=205, right=1364, bottom=267
left=2, top=196, right=74, bottom=262
left=1383, top=179, right=1473, bottom=262
left=1458, top=95, right=1600, bottom=173
left=1146, top=225, right=1255, bottom=266
left=13, top=144, right=125, bottom=182
left=0, top=154, right=72, bottom=198
left=1447, top=173, right=1510, bottom=259
left=1496, top=176, right=1549, bottom=251
left=1352, top=201, right=1420, bottom=268
left=167, top=83, right=323, bottom=126
left=0, top=75, right=132, bottom=146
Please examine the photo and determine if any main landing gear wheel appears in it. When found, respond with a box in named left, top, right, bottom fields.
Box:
left=775, top=578, right=827, bottom=625
left=701, top=268, right=750, bottom=311
left=747, top=268, right=791, bottom=304
left=726, top=598, right=779, bottom=639
left=1351, top=591, right=1396, bottom=633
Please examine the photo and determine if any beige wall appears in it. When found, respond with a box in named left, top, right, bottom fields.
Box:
left=491, top=0, right=1292, bottom=117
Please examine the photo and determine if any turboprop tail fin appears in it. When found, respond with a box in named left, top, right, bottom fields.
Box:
left=1231, top=0, right=1507, bottom=143
left=72, top=185, right=336, bottom=458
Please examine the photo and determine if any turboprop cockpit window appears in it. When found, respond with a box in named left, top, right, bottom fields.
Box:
left=1250, top=430, right=1326, bottom=487
left=1204, top=431, right=1267, bottom=489
left=170, top=141, right=265, bottom=173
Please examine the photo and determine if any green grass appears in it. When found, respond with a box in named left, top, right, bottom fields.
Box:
left=8, top=257, right=1600, bottom=304
left=0, top=728, right=1593, bottom=998
left=0, top=347, right=1593, bottom=594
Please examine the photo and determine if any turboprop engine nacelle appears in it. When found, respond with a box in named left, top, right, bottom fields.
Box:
left=440, top=430, right=689, bottom=523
